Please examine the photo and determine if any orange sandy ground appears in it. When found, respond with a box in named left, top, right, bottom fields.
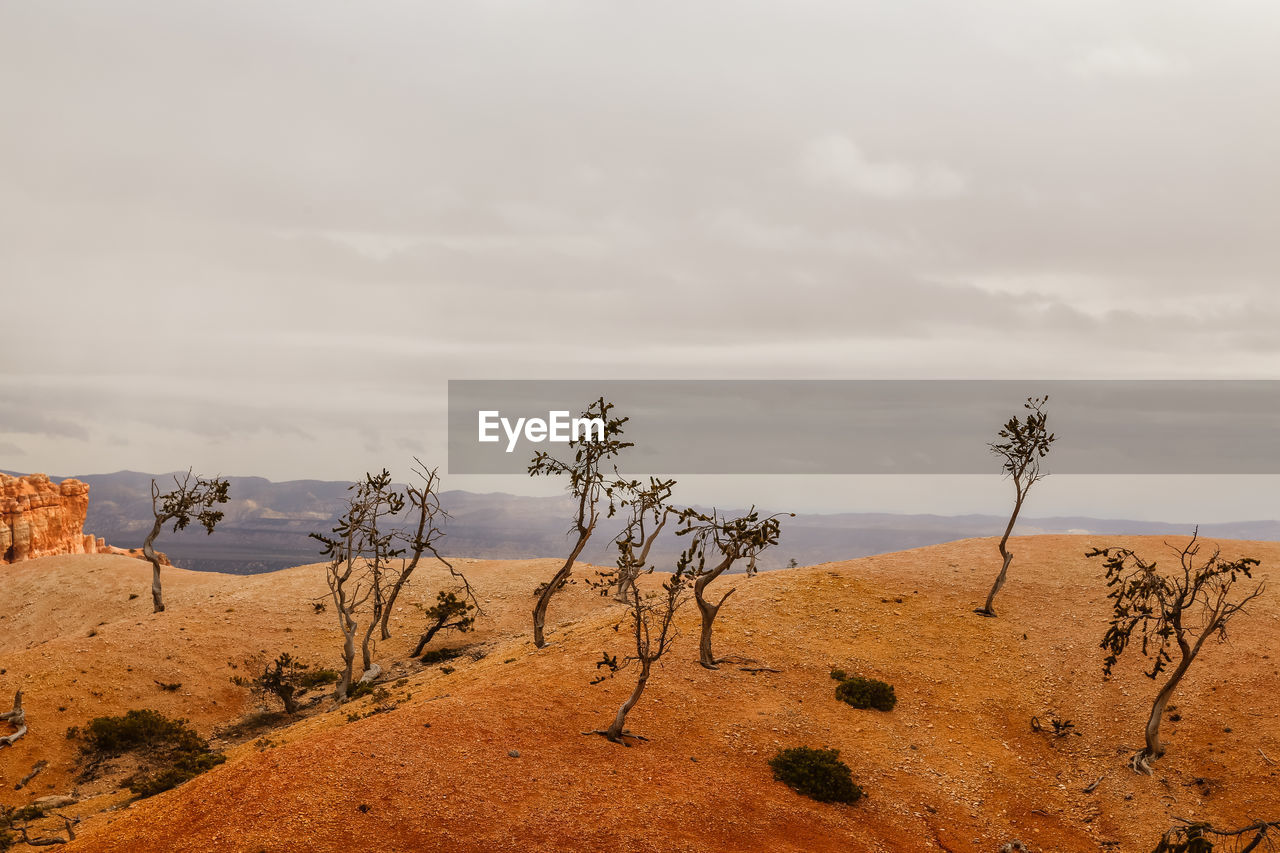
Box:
left=3, top=535, right=1278, bottom=852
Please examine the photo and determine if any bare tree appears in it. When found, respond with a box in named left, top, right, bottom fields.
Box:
left=349, top=470, right=405, bottom=678
left=312, top=465, right=472, bottom=700
left=312, top=487, right=372, bottom=702
left=679, top=507, right=788, bottom=669
left=0, top=690, right=25, bottom=747
left=976, top=396, right=1055, bottom=617
left=1089, top=530, right=1266, bottom=774
left=585, top=486, right=693, bottom=744
left=1154, top=817, right=1280, bottom=852
left=2, top=806, right=79, bottom=847
left=528, top=397, right=632, bottom=648
left=377, top=461, right=466, bottom=642
left=141, top=469, right=230, bottom=613
left=312, top=473, right=401, bottom=700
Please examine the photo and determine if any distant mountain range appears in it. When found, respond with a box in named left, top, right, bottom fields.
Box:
left=6, top=469, right=1279, bottom=574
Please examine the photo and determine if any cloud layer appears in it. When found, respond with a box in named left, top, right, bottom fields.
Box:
left=3, top=1, right=1279, bottom=518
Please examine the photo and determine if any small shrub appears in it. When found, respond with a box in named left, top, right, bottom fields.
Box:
left=829, top=669, right=847, bottom=682
left=296, top=668, right=341, bottom=690
left=79, top=709, right=204, bottom=757
left=2, top=804, right=49, bottom=850
left=347, top=681, right=376, bottom=700
left=125, top=751, right=225, bottom=797
left=532, top=576, right=571, bottom=597
left=216, top=710, right=287, bottom=741
left=833, top=675, right=896, bottom=712
left=73, top=709, right=224, bottom=797
left=769, top=747, right=863, bottom=804
left=232, top=653, right=321, bottom=714
left=421, top=647, right=463, bottom=665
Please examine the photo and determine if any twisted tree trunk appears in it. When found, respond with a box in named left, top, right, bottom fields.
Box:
left=532, top=532, right=590, bottom=648
left=693, top=556, right=735, bottom=669
left=142, top=515, right=166, bottom=614
left=605, top=660, right=651, bottom=742
left=1, top=690, right=27, bottom=747
left=978, top=490, right=1024, bottom=617
left=1133, top=631, right=1205, bottom=774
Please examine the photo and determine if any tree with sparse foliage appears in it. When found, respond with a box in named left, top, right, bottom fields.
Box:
left=678, top=506, right=789, bottom=669
left=976, top=396, right=1055, bottom=617
left=1089, top=530, right=1265, bottom=774
left=311, top=465, right=471, bottom=701
left=596, top=477, right=676, bottom=604
left=233, top=653, right=310, bottom=715
left=311, top=471, right=400, bottom=701
left=141, top=469, right=229, bottom=613
left=528, top=397, right=632, bottom=648
left=412, top=591, right=476, bottom=656
left=378, top=461, right=466, bottom=642
left=585, top=480, right=690, bottom=744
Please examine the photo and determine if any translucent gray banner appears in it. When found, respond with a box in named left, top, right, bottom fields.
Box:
left=447, top=380, right=1280, bottom=474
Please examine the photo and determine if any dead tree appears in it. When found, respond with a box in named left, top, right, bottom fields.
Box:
left=976, top=395, right=1055, bottom=617
left=312, top=482, right=379, bottom=702
left=141, top=469, right=230, bottom=613
left=312, top=465, right=472, bottom=698
left=350, top=470, right=405, bottom=675
left=378, top=461, right=469, bottom=641
left=679, top=507, right=788, bottom=669
left=585, top=493, right=694, bottom=744
left=1154, top=817, right=1280, bottom=852
left=4, top=811, right=79, bottom=847
left=597, top=477, right=677, bottom=604
left=0, top=690, right=26, bottom=747
left=528, top=397, right=632, bottom=648
left=1090, top=530, right=1266, bottom=774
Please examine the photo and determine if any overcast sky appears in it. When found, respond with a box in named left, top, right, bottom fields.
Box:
left=3, top=2, right=1280, bottom=521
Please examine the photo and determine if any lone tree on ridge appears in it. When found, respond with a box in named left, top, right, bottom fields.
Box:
left=142, top=469, right=230, bottom=613
left=976, top=395, right=1055, bottom=617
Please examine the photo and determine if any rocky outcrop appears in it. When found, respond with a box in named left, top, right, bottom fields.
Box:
left=1, top=473, right=99, bottom=564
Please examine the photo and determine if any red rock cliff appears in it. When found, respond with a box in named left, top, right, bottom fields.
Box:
left=1, top=473, right=102, bottom=564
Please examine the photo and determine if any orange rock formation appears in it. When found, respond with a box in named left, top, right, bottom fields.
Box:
left=0, top=472, right=103, bottom=564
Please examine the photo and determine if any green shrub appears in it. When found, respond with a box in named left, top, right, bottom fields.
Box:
left=73, top=709, right=224, bottom=797
left=420, top=647, right=463, bottom=665
left=297, top=668, right=341, bottom=689
left=769, top=747, right=863, bottom=804
left=833, top=675, right=896, bottom=712
left=124, top=751, right=226, bottom=797
left=80, top=709, right=206, bottom=757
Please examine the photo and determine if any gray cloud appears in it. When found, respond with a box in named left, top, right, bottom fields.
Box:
left=3, top=1, right=1279, bottom=520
